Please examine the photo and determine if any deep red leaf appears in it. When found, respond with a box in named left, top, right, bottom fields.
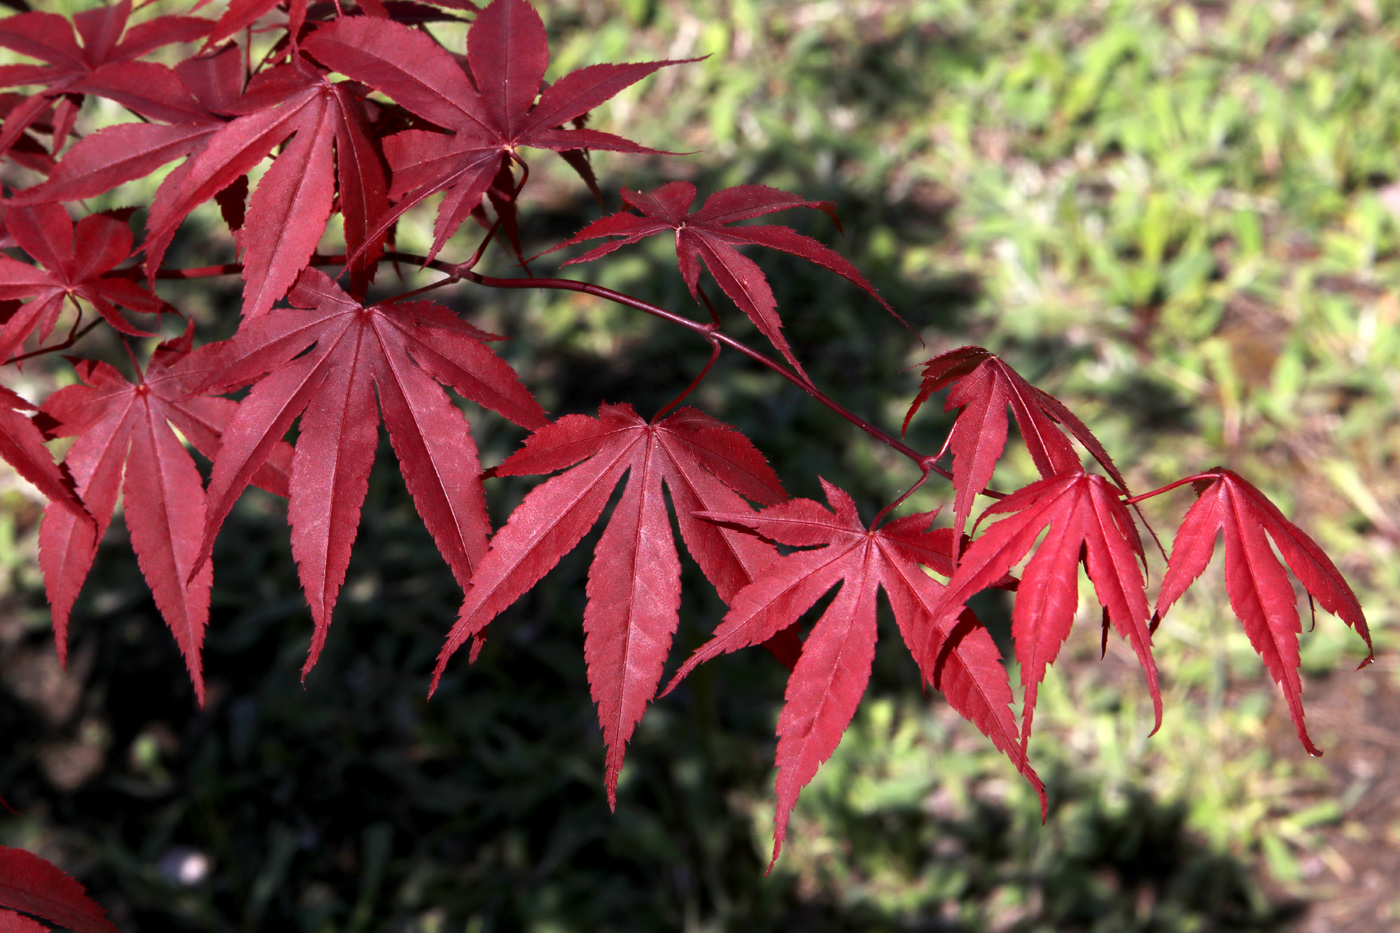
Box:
left=0, top=2, right=209, bottom=159
left=0, top=206, right=166, bottom=364
left=304, top=0, right=687, bottom=262
left=0, top=846, right=119, bottom=933
left=10, top=55, right=232, bottom=207
left=904, top=346, right=1130, bottom=553
left=933, top=470, right=1161, bottom=749
left=1155, top=469, right=1373, bottom=754
left=546, top=181, right=896, bottom=377
left=0, top=906, right=49, bottom=933
left=433, top=403, right=786, bottom=807
left=664, top=479, right=1042, bottom=867
left=194, top=269, right=544, bottom=675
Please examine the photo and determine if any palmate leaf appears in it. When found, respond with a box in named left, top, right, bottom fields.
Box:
left=904, top=346, right=1130, bottom=555
left=11, top=48, right=244, bottom=207
left=932, top=469, right=1162, bottom=750
left=0, top=0, right=209, bottom=160
left=303, top=0, right=690, bottom=263
left=141, top=60, right=389, bottom=318
left=1154, top=469, right=1373, bottom=754
left=663, top=479, right=1042, bottom=867
left=0, top=205, right=167, bottom=362
left=432, top=403, right=787, bottom=807
left=545, top=181, right=897, bottom=377
left=193, top=269, right=545, bottom=676
left=36, top=326, right=293, bottom=705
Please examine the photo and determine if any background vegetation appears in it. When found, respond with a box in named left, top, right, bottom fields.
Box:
left=1, top=0, right=1397, bottom=929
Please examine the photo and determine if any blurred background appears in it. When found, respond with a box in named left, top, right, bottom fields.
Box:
left=2, top=0, right=1399, bottom=929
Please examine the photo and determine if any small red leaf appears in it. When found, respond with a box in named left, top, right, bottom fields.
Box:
left=547, top=181, right=896, bottom=377
left=1155, top=470, right=1373, bottom=754
left=905, top=347, right=1130, bottom=553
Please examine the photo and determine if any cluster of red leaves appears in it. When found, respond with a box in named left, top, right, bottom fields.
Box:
left=0, top=0, right=1374, bottom=878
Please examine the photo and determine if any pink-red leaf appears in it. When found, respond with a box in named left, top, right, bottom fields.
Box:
left=1155, top=469, right=1373, bottom=754
left=905, top=347, right=1129, bottom=553
left=934, top=470, right=1160, bottom=749
left=433, top=403, right=786, bottom=807
left=0, top=386, right=86, bottom=521
left=34, top=331, right=265, bottom=704
left=666, top=479, right=1042, bottom=866
left=142, top=68, right=386, bottom=319
left=196, top=270, right=543, bottom=675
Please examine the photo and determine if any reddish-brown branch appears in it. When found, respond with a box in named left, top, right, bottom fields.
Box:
left=452, top=266, right=952, bottom=482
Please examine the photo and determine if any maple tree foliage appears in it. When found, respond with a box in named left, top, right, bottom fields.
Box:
left=0, top=0, right=1375, bottom=887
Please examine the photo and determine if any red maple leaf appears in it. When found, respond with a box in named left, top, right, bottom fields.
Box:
left=932, top=469, right=1162, bottom=750
left=0, top=0, right=209, bottom=160
left=662, top=479, right=1043, bottom=867
left=12, top=47, right=245, bottom=207
left=546, top=181, right=896, bottom=377
left=193, top=268, right=545, bottom=674
left=36, top=325, right=292, bottom=705
left=0, top=385, right=86, bottom=521
left=0, top=845, right=120, bottom=933
left=904, top=346, right=1129, bottom=555
left=303, top=0, right=688, bottom=262
left=431, top=403, right=788, bottom=807
left=1154, top=468, right=1373, bottom=754
left=141, top=57, right=389, bottom=318
left=0, top=93, right=58, bottom=176
left=0, top=204, right=167, bottom=363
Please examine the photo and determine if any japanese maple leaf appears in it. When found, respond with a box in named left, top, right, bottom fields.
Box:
left=662, top=479, right=1043, bottom=867
left=303, top=0, right=688, bottom=262
left=1154, top=469, right=1373, bottom=755
left=12, top=47, right=245, bottom=207
left=0, top=204, right=167, bottom=363
left=0, top=845, right=120, bottom=933
left=0, top=385, right=85, bottom=521
left=142, top=59, right=388, bottom=318
left=36, top=326, right=293, bottom=705
left=546, top=181, right=896, bottom=378
left=904, top=346, right=1130, bottom=555
left=0, top=93, right=56, bottom=175
left=193, top=268, right=545, bottom=674
left=0, top=0, right=209, bottom=160
left=933, top=469, right=1162, bottom=750
left=431, top=402, right=788, bottom=807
